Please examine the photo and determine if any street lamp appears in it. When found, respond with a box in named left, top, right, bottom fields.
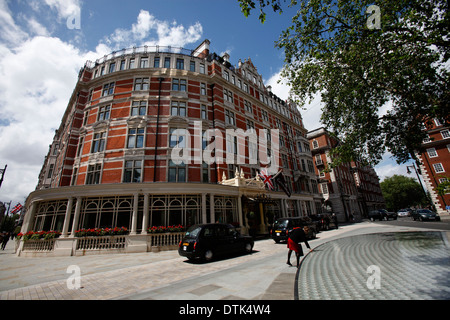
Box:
left=406, top=162, right=428, bottom=200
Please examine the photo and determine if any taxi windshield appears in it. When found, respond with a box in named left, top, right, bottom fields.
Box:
left=273, top=220, right=288, bottom=228
left=185, top=225, right=202, bottom=238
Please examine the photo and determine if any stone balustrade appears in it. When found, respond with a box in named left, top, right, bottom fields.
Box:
left=16, top=232, right=185, bottom=257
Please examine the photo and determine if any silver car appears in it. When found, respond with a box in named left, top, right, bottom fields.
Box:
left=397, top=208, right=412, bottom=217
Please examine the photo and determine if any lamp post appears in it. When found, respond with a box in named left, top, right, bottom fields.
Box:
left=406, top=163, right=428, bottom=200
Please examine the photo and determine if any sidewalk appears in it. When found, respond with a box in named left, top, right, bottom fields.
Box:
left=296, top=231, right=450, bottom=299
left=0, top=236, right=290, bottom=300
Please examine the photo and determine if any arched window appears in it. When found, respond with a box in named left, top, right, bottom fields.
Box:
left=83, top=202, right=98, bottom=229
left=168, top=199, right=182, bottom=226
left=100, top=201, right=114, bottom=228
left=186, top=199, right=199, bottom=227
left=116, top=200, right=132, bottom=229
left=225, top=199, right=236, bottom=224
left=42, top=205, right=55, bottom=231
left=151, top=199, right=166, bottom=226
left=54, top=204, right=67, bottom=231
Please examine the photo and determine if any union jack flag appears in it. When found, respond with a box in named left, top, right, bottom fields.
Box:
left=259, top=169, right=274, bottom=190
left=10, top=203, right=23, bottom=215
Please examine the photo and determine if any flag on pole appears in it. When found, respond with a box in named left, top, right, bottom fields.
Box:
left=10, top=203, right=23, bottom=215
left=259, top=168, right=274, bottom=190
left=272, top=170, right=291, bottom=197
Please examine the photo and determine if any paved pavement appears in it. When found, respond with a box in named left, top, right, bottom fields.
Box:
left=296, top=231, right=450, bottom=300
left=0, top=221, right=449, bottom=300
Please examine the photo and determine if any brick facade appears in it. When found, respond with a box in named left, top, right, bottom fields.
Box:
left=416, top=120, right=450, bottom=215
left=307, top=127, right=385, bottom=222
left=24, top=40, right=323, bottom=237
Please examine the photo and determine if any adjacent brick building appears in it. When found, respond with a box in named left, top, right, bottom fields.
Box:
left=307, top=127, right=385, bottom=222
left=416, top=119, right=450, bottom=215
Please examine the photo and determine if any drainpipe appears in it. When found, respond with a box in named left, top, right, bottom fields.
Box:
left=210, top=83, right=218, bottom=183
left=153, top=77, right=164, bottom=182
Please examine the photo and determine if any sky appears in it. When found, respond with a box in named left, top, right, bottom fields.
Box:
left=0, top=0, right=417, bottom=207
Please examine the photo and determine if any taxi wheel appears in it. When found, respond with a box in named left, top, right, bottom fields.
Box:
left=204, top=249, right=214, bottom=261
left=245, top=243, right=253, bottom=253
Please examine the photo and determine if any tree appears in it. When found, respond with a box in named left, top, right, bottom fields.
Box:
left=436, top=176, right=450, bottom=196
left=380, top=175, right=427, bottom=211
left=239, top=0, right=449, bottom=166
left=0, top=213, right=19, bottom=233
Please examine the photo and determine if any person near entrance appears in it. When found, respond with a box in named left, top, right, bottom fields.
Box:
left=287, top=226, right=312, bottom=267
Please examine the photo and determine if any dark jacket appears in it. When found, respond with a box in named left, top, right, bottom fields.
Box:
left=288, top=228, right=310, bottom=250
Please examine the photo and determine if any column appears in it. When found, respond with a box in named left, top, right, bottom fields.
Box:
left=61, top=197, right=74, bottom=238
left=21, top=201, right=37, bottom=233
left=302, top=201, right=307, bottom=217
left=237, top=194, right=243, bottom=228
left=69, top=197, right=82, bottom=238
left=201, top=193, right=207, bottom=224
left=311, top=200, right=317, bottom=215
left=259, top=202, right=266, bottom=234
left=209, top=194, right=215, bottom=223
left=130, top=193, right=139, bottom=235
left=295, top=200, right=303, bottom=217
left=141, top=193, right=149, bottom=234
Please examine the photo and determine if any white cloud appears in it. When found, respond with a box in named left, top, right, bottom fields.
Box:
left=0, top=0, right=28, bottom=46
left=0, top=36, right=88, bottom=203
left=25, top=17, right=50, bottom=37
left=374, top=159, right=401, bottom=182
left=43, top=0, right=81, bottom=21
left=103, top=10, right=203, bottom=50
left=265, top=70, right=290, bottom=100
left=0, top=4, right=204, bottom=205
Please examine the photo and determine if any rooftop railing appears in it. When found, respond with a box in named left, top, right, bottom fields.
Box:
left=85, top=45, right=198, bottom=69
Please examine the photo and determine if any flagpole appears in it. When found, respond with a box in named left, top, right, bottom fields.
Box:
left=5, top=201, right=11, bottom=216
left=271, top=168, right=282, bottom=180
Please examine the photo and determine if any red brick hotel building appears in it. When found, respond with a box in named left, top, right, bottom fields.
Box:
left=20, top=40, right=323, bottom=254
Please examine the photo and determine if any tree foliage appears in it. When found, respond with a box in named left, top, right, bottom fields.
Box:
left=239, top=0, right=449, bottom=166
left=436, top=176, right=450, bottom=196
left=380, top=175, right=427, bottom=211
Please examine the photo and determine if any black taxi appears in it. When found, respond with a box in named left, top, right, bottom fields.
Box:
left=178, top=223, right=254, bottom=262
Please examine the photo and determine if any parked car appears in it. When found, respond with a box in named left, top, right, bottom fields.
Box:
left=271, top=217, right=317, bottom=243
left=178, top=223, right=254, bottom=262
left=397, top=208, right=412, bottom=217
left=310, top=214, right=337, bottom=231
left=368, top=209, right=397, bottom=221
left=411, top=209, right=441, bottom=221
